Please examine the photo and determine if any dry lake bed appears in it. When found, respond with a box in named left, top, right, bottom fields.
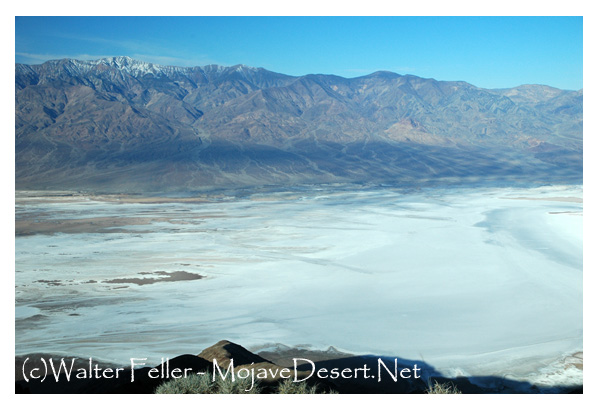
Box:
left=15, top=184, right=583, bottom=391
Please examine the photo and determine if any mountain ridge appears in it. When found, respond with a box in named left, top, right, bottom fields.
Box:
left=16, top=56, right=583, bottom=92
left=15, top=56, right=582, bottom=192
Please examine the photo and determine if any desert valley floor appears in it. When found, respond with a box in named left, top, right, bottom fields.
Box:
left=15, top=184, right=583, bottom=391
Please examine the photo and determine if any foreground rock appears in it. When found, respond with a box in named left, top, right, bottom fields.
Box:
left=15, top=340, right=582, bottom=394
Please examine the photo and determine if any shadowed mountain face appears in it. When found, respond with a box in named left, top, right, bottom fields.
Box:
left=15, top=57, right=582, bottom=192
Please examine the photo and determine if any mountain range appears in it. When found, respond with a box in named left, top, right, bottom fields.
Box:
left=15, top=56, right=583, bottom=192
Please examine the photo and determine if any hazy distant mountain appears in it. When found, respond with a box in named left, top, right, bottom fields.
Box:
left=15, top=56, right=582, bottom=191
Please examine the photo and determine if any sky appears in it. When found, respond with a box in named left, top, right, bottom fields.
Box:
left=15, top=16, right=583, bottom=90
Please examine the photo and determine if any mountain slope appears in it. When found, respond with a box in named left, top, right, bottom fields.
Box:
left=15, top=57, right=582, bottom=191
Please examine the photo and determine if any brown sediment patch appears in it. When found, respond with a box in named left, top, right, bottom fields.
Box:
left=17, top=216, right=209, bottom=236
left=15, top=191, right=218, bottom=205
left=548, top=211, right=583, bottom=215
left=16, top=216, right=168, bottom=236
left=103, top=271, right=204, bottom=286
left=568, top=352, right=583, bottom=371
left=90, top=194, right=215, bottom=204
left=34, top=280, right=63, bottom=286
left=502, top=196, right=583, bottom=203
left=15, top=214, right=225, bottom=236
left=15, top=191, right=91, bottom=204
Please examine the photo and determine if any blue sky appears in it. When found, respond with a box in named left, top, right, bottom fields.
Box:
left=15, top=16, right=583, bottom=90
